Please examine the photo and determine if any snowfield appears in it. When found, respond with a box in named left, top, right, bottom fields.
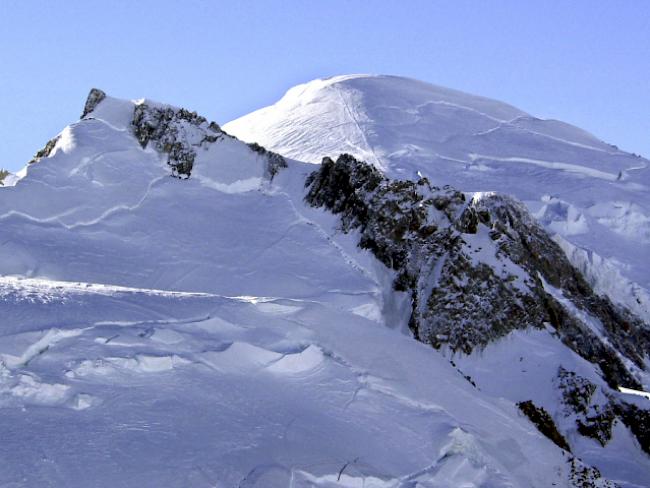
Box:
left=0, top=274, right=578, bottom=487
left=0, top=79, right=648, bottom=487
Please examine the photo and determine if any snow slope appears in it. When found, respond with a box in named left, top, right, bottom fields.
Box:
left=0, top=92, right=608, bottom=488
left=1, top=274, right=588, bottom=488
left=224, top=74, right=650, bottom=321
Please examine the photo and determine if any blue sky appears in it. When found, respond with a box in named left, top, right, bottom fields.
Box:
left=1, top=1, right=649, bottom=171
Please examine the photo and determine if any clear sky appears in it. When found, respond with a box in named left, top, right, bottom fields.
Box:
left=1, top=1, right=648, bottom=171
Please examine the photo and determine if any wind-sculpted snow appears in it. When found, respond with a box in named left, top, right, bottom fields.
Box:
left=0, top=87, right=646, bottom=486
left=0, top=275, right=595, bottom=488
left=224, top=74, right=650, bottom=322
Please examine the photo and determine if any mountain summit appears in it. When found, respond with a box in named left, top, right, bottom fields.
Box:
left=225, top=74, right=650, bottom=323
left=0, top=82, right=649, bottom=487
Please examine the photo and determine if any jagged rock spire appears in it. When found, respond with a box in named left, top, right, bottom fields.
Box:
left=81, top=88, right=107, bottom=118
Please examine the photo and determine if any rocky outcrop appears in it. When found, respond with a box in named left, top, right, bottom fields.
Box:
left=132, top=104, right=215, bottom=178
left=556, top=367, right=615, bottom=447
left=304, top=154, right=649, bottom=391
left=488, top=196, right=649, bottom=364
left=517, top=400, right=572, bottom=452
left=29, top=88, right=105, bottom=167
left=614, top=401, right=650, bottom=455
left=304, top=154, right=650, bottom=473
left=131, top=103, right=286, bottom=180
left=555, top=367, right=650, bottom=454
left=28, top=135, right=61, bottom=164
left=557, top=367, right=598, bottom=415
left=568, top=458, right=617, bottom=488
left=246, top=142, right=287, bottom=180
left=81, top=88, right=106, bottom=118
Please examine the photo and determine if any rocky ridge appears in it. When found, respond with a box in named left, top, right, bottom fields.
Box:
left=131, top=100, right=286, bottom=180
left=305, top=153, right=650, bottom=457
left=24, top=88, right=289, bottom=181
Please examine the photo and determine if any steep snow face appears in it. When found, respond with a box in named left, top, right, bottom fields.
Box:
left=0, top=91, right=610, bottom=487
left=224, top=74, right=650, bottom=321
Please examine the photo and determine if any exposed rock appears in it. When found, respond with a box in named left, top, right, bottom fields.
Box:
left=567, top=457, right=618, bottom=488
left=305, top=157, right=544, bottom=354
left=557, top=367, right=598, bottom=415
left=614, top=401, right=650, bottom=455
left=0, top=169, right=9, bottom=186
left=131, top=103, right=288, bottom=181
left=28, top=135, right=61, bottom=164
left=246, top=142, right=287, bottom=180
left=576, top=405, right=616, bottom=447
left=517, top=400, right=571, bottom=452
left=131, top=104, right=219, bottom=178
left=81, top=88, right=106, bottom=118
left=555, top=367, right=650, bottom=452
left=468, top=194, right=650, bottom=384
left=304, top=154, right=648, bottom=389
left=555, top=367, right=615, bottom=447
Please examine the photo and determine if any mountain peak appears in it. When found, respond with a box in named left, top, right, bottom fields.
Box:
left=81, top=88, right=107, bottom=118
left=223, top=74, right=537, bottom=172
left=224, top=74, right=650, bottom=322
left=289, top=73, right=528, bottom=119
left=3, top=76, right=650, bottom=487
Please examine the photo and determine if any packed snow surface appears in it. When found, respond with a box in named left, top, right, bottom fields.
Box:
left=225, top=74, right=650, bottom=321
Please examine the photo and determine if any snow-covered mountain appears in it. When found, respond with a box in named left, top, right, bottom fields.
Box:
left=224, top=75, right=650, bottom=323
left=0, top=79, right=648, bottom=487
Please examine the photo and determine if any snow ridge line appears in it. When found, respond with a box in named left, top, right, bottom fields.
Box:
left=471, top=118, right=623, bottom=155
left=469, top=153, right=625, bottom=183
left=0, top=174, right=169, bottom=230
left=414, top=99, right=509, bottom=124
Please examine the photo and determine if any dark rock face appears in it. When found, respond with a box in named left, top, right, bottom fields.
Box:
left=305, top=153, right=650, bottom=477
left=132, top=104, right=211, bottom=178
left=467, top=196, right=650, bottom=390
left=517, top=400, right=572, bottom=452
left=130, top=104, right=286, bottom=180
left=568, top=458, right=617, bottom=488
left=577, top=406, right=616, bottom=447
left=556, top=368, right=615, bottom=447
left=515, top=397, right=619, bottom=487
left=28, top=135, right=61, bottom=165
left=81, top=88, right=106, bottom=118
left=556, top=366, right=650, bottom=456
left=557, top=367, right=598, bottom=415
left=614, top=401, right=650, bottom=455
left=304, top=154, right=649, bottom=390
left=246, top=142, right=287, bottom=180
left=495, top=207, right=650, bottom=368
